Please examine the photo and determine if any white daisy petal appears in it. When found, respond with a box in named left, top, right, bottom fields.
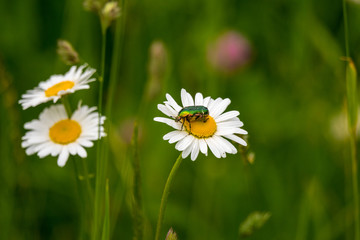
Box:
left=199, top=139, right=208, bottom=156
left=217, top=120, right=244, bottom=128
left=224, top=134, right=247, bottom=146
left=175, top=135, right=194, bottom=151
left=166, top=93, right=182, bottom=112
left=182, top=145, right=192, bottom=158
left=181, top=88, right=194, bottom=107
left=158, top=104, right=174, bottom=117
left=77, top=145, right=87, bottom=158
left=21, top=103, right=105, bottom=167
left=78, top=139, right=94, bottom=148
left=211, top=98, right=231, bottom=118
left=203, top=97, right=211, bottom=107
left=19, top=64, right=96, bottom=110
left=195, top=93, right=204, bottom=105
left=207, top=98, right=222, bottom=113
left=37, top=145, right=54, bottom=158
left=163, top=130, right=181, bottom=140
left=165, top=131, right=188, bottom=144
left=154, top=89, right=247, bottom=160
left=215, top=110, right=240, bottom=122
left=68, top=143, right=77, bottom=155
left=190, top=140, right=200, bottom=161
left=164, top=103, right=179, bottom=117
left=205, top=138, right=221, bottom=158
left=51, top=145, right=62, bottom=156
left=213, top=135, right=237, bottom=154
left=58, top=148, right=69, bottom=167
left=154, top=117, right=181, bottom=130
left=216, top=127, right=248, bottom=136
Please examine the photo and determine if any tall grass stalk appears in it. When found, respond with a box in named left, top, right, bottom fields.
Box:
left=61, top=95, right=72, bottom=119
left=343, top=1, right=359, bottom=239
left=101, top=179, right=110, bottom=240
left=155, top=153, right=183, bottom=240
left=63, top=96, right=94, bottom=238
left=131, top=122, right=143, bottom=240
left=350, top=131, right=359, bottom=240
left=104, top=0, right=127, bottom=236
left=106, top=0, right=127, bottom=120
left=72, top=159, right=87, bottom=240
left=93, top=27, right=108, bottom=240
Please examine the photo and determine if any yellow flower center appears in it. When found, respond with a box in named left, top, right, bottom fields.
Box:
left=49, top=119, right=82, bottom=145
left=45, top=81, right=75, bottom=97
left=183, top=116, right=217, bottom=138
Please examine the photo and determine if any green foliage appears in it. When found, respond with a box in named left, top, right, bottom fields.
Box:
left=0, top=0, right=360, bottom=239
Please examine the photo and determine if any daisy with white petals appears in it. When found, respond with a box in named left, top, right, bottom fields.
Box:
left=154, top=88, right=248, bottom=160
left=19, top=64, right=96, bottom=109
left=22, top=103, right=106, bottom=167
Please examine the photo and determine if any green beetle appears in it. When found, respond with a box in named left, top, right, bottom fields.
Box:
left=175, top=105, right=209, bottom=130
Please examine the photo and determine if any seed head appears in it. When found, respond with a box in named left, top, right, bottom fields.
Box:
left=56, top=40, right=80, bottom=65
left=101, top=1, right=121, bottom=29
left=165, top=228, right=178, bottom=240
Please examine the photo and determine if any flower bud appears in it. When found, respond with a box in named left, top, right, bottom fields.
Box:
left=101, top=1, right=121, bottom=29
left=56, top=40, right=80, bottom=65
left=207, top=30, right=252, bottom=74
left=165, top=228, right=178, bottom=240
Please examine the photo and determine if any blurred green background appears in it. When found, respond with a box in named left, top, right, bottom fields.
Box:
left=1, top=0, right=360, bottom=239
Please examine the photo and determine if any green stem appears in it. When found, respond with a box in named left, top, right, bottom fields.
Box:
left=105, top=0, right=127, bottom=120
left=131, top=121, right=143, bottom=240
left=82, top=157, right=94, bottom=203
left=343, top=0, right=350, bottom=58
left=351, top=131, right=360, bottom=240
left=155, top=153, right=183, bottom=240
left=72, top=158, right=87, bottom=240
left=343, top=1, right=359, bottom=239
left=61, top=95, right=72, bottom=119
left=93, top=26, right=107, bottom=240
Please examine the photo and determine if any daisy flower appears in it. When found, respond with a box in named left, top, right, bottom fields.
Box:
left=154, top=88, right=247, bottom=160
left=22, top=103, right=106, bottom=167
left=19, top=64, right=96, bottom=109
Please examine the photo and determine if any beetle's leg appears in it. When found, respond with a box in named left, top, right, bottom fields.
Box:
left=180, top=119, right=185, bottom=130
left=186, top=116, right=191, bottom=132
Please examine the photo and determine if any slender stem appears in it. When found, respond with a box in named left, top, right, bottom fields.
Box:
left=351, top=130, right=360, bottom=240
left=343, top=0, right=350, bottom=58
left=106, top=0, right=127, bottom=120
left=82, top=157, right=94, bottom=203
left=343, top=1, right=359, bottom=239
left=61, top=95, right=72, bottom=119
left=62, top=96, right=93, bottom=238
left=72, top=158, right=87, bottom=240
left=155, top=153, right=183, bottom=240
left=93, top=27, right=107, bottom=240
left=131, top=121, right=143, bottom=240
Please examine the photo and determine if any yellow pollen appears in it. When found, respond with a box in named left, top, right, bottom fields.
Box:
left=183, top=116, right=217, bottom=138
left=49, top=119, right=82, bottom=145
left=45, top=81, right=75, bottom=97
